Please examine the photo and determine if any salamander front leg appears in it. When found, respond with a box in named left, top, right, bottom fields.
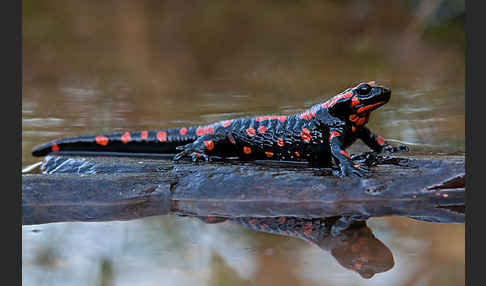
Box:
left=329, top=129, right=369, bottom=177
left=356, top=127, right=409, bottom=154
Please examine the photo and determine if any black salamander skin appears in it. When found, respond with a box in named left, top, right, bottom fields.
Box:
left=32, top=81, right=405, bottom=177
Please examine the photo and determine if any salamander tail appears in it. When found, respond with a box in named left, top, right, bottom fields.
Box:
left=31, top=128, right=200, bottom=157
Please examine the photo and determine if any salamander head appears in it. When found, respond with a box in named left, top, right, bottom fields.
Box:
left=326, top=81, right=391, bottom=121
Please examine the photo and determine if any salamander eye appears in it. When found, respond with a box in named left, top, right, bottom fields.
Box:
left=356, top=84, right=371, bottom=95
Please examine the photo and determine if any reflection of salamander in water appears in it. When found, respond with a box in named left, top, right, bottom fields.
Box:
left=32, top=81, right=407, bottom=176
left=199, top=216, right=394, bottom=279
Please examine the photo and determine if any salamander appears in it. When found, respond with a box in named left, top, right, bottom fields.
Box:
left=32, top=81, right=407, bottom=177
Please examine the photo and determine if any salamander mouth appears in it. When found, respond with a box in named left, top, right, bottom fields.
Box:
left=356, top=101, right=387, bottom=114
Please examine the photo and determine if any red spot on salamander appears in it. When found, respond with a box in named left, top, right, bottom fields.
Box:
left=323, top=91, right=354, bottom=108
left=95, top=136, right=109, bottom=146
left=294, top=151, right=300, bottom=157
left=255, top=115, right=287, bottom=122
left=299, top=113, right=309, bottom=120
left=121, top=132, right=131, bottom=144
left=299, top=110, right=316, bottom=120
left=228, top=136, right=236, bottom=144
left=349, top=114, right=368, bottom=126
left=351, top=96, right=360, bottom=107
left=179, top=127, right=188, bottom=136
left=243, top=146, right=252, bottom=154
left=277, top=138, right=285, bottom=147
left=141, top=130, right=148, bottom=140
left=203, top=140, right=214, bottom=151
left=329, top=131, right=340, bottom=140
left=344, top=91, right=354, bottom=97
left=196, top=125, right=214, bottom=136
left=357, top=101, right=385, bottom=113
left=222, top=120, right=233, bottom=128
left=376, top=136, right=385, bottom=146
left=258, top=125, right=267, bottom=134
left=246, top=127, right=256, bottom=137
left=349, top=114, right=358, bottom=122
left=303, top=222, right=313, bottom=236
left=351, top=126, right=356, bottom=132
left=340, top=150, right=351, bottom=159
left=265, top=151, right=274, bottom=158
left=357, top=117, right=368, bottom=126
left=157, top=131, right=167, bottom=142
left=301, top=128, right=311, bottom=142
left=51, top=143, right=60, bottom=152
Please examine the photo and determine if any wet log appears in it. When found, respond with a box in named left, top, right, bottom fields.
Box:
left=22, top=154, right=465, bottom=225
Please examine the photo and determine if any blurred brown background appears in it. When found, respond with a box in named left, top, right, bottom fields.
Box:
left=23, top=0, right=464, bottom=93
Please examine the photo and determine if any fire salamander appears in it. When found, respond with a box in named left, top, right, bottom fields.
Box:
left=32, top=81, right=407, bottom=177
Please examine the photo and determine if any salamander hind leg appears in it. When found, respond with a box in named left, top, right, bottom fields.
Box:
left=173, top=134, right=229, bottom=162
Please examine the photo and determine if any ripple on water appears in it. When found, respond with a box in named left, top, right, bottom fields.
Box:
left=22, top=117, right=65, bottom=128
left=22, top=130, right=64, bottom=137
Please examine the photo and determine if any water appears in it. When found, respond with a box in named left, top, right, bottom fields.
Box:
left=22, top=216, right=464, bottom=286
left=22, top=1, right=464, bottom=285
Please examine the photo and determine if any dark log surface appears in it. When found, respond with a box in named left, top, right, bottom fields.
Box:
left=22, top=153, right=465, bottom=225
